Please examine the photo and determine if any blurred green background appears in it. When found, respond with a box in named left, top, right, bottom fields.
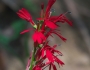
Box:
left=0, top=0, right=90, bottom=70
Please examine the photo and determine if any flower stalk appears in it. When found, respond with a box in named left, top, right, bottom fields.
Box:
left=17, top=0, right=72, bottom=70
left=29, top=47, right=36, bottom=70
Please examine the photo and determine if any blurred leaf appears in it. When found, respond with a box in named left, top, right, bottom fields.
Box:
left=11, top=20, right=27, bottom=40
left=24, top=0, right=38, bottom=13
left=0, top=34, right=10, bottom=45
left=23, top=33, right=29, bottom=57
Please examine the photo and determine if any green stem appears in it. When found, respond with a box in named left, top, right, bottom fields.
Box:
left=29, top=48, right=36, bottom=70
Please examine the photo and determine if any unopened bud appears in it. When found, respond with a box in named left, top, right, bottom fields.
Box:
left=41, top=3, right=44, bottom=9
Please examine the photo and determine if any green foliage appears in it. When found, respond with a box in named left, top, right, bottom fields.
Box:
left=24, top=0, right=38, bottom=13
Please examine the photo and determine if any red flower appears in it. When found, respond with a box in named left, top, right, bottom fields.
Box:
left=20, top=29, right=46, bottom=44
left=34, top=42, right=64, bottom=70
left=41, top=42, right=63, bottom=62
left=37, top=0, right=72, bottom=30
left=37, top=0, right=57, bottom=30
left=46, top=55, right=64, bottom=70
left=32, top=31, right=46, bottom=44
left=17, top=8, right=35, bottom=25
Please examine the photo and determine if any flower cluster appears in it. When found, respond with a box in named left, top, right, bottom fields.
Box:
left=17, top=0, right=72, bottom=70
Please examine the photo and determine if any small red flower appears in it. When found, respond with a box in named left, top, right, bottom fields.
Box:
left=20, top=29, right=46, bottom=44
left=41, top=42, right=63, bottom=62
left=33, top=43, right=64, bottom=70
left=37, top=0, right=72, bottom=30
left=17, top=8, right=35, bottom=25
left=32, top=31, right=46, bottom=44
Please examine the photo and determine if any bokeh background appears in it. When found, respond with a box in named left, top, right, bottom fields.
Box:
left=0, top=0, right=90, bottom=70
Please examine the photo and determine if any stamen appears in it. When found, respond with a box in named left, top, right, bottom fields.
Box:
left=49, top=9, right=55, bottom=17
left=63, top=11, right=71, bottom=15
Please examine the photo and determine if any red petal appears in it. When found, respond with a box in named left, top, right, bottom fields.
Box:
left=32, top=32, right=38, bottom=42
left=45, top=20, right=57, bottom=29
left=41, top=48, right=44, bottom=57
left=52, top=31, right=67, bottom=42
left=37, top=34, right=42, bottom=44
left=45, top=0, right=56, bottom=16
left=49, top=16, right=58, bottom=21
left=52, top=63, right=57, bottom=70
left=54, top=56, right=64, bottom=66
left=46, top=50, right=54, bottom=62
left=20, top=29, right=30, bottom=34
left=32, top=31, right=46, bottom=44
left=17, top=8, right=34, bottom=25
left=62, top=16, right=73, bottom=26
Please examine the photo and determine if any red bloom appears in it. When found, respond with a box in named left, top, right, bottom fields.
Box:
left=46, top=55, right=64, bottom=70
left=37, top=0, right=57, bottom=30
left=41, top=44, right=64, bottom=69
left=20, top=29, right=46, bottom=44
left=37, top=0, right=72, bottom=30
left=32, top=31, right=46, bottom=44
left=41, top=43, right=63, bottom=62
left=33, top=42, right=64, bottom=70
left=17, top=8, right=35, bottom=25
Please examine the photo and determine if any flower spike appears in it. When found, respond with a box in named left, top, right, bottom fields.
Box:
left=17, top=0, right=72, bottom=70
